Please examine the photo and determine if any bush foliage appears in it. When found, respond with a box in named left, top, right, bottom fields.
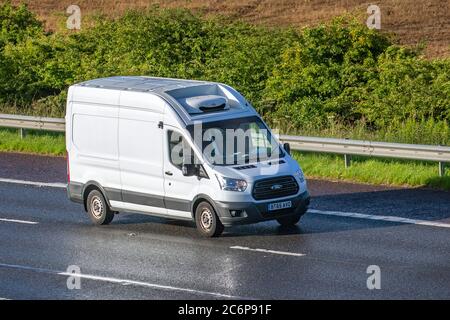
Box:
left=0, top=2, right=448, bottom=144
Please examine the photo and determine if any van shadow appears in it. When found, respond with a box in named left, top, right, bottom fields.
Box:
left=109, top=185, right=450, bottom=238
left=110, top=213, right=306, bottom=238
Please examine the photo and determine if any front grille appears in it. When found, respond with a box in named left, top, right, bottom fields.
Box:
left=252, top=176, right=299, bottom=200
left=234, top=164, right=257, bottom=170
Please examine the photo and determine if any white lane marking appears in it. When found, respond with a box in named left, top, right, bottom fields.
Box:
left=230, top=246, right=306, bottom=257
left=309, top=209, right=450, bottom=229
left=0, top=263, right=251, bottom=300
left=0, top=178, right=66, bottom=189
left=0, top=218, right=38, bottom=225
left=2, top=177, right=448, bottom=230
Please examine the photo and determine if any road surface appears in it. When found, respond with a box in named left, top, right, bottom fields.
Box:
left=0, top=152, right=449, bottom=299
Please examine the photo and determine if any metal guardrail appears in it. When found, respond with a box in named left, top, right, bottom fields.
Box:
left=0, top=114, right=448, bottom=176
left=0, top=113, right=65, bottom=137
left=279, top=135, right=449, bottom=176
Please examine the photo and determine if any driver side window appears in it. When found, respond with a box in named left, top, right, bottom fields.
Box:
left=168, top=130, right=184, bottom=169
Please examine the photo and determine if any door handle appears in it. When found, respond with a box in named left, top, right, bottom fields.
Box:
left=165, top=171, right=173, bottom=176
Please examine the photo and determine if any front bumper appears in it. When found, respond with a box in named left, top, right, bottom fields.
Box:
left=215, top=191, right=310, bottom=226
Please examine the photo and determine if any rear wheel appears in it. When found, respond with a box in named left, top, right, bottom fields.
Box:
left=195, top=201, right=224, bottom=237
left=86, top=189, right=114, bottom=225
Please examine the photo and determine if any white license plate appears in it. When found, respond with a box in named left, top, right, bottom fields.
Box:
left=268, top=200, right=292, bottom=211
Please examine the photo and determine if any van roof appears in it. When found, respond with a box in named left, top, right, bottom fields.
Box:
left=77, top=76, right=209, bottom=93
left=75, top=76, right=257, bottom=125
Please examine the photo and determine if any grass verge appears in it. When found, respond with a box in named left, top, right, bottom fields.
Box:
left=0, top=128, right=65, bottom=156
left=0, top=128, right=449, bottom=190
left=293, top=151, right=450, bottom=191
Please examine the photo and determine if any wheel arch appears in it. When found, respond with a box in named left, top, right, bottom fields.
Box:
left=82, top=181, right=111, bottom=212
left=191, top=194, right=221, bottom=220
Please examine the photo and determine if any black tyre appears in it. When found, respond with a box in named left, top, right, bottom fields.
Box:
left=86, top=189, right=114, bottom=225
left=195, top=201, right=224, bottom=237
left=276, top=214, right=302, bottom=227
left=276, top=207, right=307, bottom=227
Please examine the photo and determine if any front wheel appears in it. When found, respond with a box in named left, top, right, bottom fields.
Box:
left=276, top=206, right=307, bottom=227
left=86, top=189, right=114, bottom=225
left=195, top=202, right=224, bottom=237
left=276, top=214, right=301, bottom=227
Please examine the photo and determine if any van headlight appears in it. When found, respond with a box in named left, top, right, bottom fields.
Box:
left=294, top=168, right=305, bottom=183
left=216, top=175, right=247, bottom=192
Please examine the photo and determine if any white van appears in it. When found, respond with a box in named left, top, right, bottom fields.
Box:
left=66, top=76, right=310, bottom=237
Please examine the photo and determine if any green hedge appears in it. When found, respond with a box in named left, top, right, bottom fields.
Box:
left=0, top=2, right=449, bottom=144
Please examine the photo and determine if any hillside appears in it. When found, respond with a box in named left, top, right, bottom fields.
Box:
left=11, top=0, right=450, bottom=58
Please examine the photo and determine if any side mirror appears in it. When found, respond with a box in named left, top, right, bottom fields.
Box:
left=283, top=142, right=291, bottom=155
left=182, top=163, right=197, bottom=177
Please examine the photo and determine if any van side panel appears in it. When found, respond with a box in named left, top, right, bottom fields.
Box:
left=73, top=113, right=118, bottom=158
left=116, top=92, right=166, bottom=213
left=68, top=87, right=121, bottom=201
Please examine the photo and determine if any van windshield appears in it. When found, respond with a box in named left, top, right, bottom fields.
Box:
left=187, top=116, right=284, bottom=166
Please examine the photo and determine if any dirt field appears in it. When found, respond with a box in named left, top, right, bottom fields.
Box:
left=11, top=0, right=450, bottom=58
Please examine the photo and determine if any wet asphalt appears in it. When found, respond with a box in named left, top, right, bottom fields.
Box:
left=0, top=152, right=449, bottom=299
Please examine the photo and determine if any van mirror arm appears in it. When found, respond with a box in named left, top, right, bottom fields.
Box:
left=197, top=164, right=209, bottom=179
left=283, top=142, right=291, bottom=155
left=181, top=163, right=209, bottom=179
left=182, top=163, right=197, bottom=177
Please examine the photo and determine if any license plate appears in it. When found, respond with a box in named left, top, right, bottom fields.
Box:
left=268, top=200, right=292, bottom=211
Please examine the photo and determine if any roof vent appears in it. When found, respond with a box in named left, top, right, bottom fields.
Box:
left=180, top=95, right=229, bottom=114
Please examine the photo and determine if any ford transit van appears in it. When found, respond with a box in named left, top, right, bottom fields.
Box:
left=66, top=76, right=310, bottom=237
